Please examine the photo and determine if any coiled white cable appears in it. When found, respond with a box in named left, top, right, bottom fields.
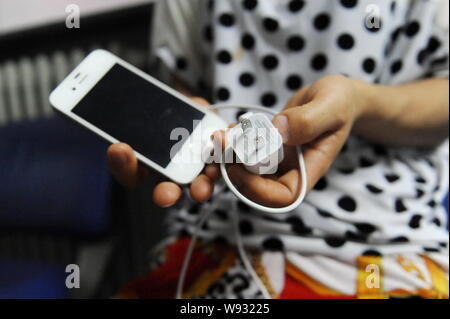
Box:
left=175, top=104, right=308, bottom=299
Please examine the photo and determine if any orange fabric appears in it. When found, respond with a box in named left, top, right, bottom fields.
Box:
left=280, top=272, right=355, bottom=299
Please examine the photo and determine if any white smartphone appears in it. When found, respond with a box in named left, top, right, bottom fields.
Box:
left=50, top=50, right=227, bottom=184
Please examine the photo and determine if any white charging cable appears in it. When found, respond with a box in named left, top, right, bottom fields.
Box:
left=175, top=104, right=308, bottom=300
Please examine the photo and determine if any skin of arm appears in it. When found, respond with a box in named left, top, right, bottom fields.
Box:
left=354, top=78, right=449, bottom=147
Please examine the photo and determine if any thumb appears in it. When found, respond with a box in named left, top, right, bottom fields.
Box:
left=272, top=99, right=343, bottom=146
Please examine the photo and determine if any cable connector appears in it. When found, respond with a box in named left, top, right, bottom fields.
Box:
left=227, top=112, right=284, bottom=175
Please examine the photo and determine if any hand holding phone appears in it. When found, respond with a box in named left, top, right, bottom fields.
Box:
left=107, top=97, right=223, bottom=207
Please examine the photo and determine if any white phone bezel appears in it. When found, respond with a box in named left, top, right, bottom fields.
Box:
left=49, top=49, right=227, bottom=184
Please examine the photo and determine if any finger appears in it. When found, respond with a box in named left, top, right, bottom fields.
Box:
left=191, top=97, right=210, bottom=107
left=153, top=182, right=183, bottom=208
left=273, top=98, right=345, bottom=146
left=227, top=164, right=299, bottom=207
left=204, top=164, right=221, bottom=181
left=107, top=143, right=148, bottom=188
left=190, top=174, right=214, bottom=202
left=302, top=129, right=349, bottom=192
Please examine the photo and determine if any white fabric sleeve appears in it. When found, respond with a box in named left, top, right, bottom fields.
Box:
left=150, top=0, right=204, bottom=87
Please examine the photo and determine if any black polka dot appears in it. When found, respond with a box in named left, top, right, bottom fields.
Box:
left=263, top=17, right=279, bottom=32
left=339, top=168, right=355, bottom=175
left=346, top=231, right=367, bottom=241
left=287, top=35, right=305, bottom=51
left=242, top=0, right=258, bottom=10
left=178, top=229, right=190, bottom=237
left=405, top=21, right=420, bottom=37
left=176, top=57, right=188, bottom=70
left=311, top=53, right=328, bottom=71
left=390, top=1, right=397, bottom=13
left=241, top=33, right=256, bottom=50
left=362, top=58, right=376, bottom=74
left=238, top=201, right=251, bottom=212
left=203, top=25, right=213, bottom=42
left=239, top=72, right=255, bottom=87
left=360, top=156, right=375, bottom=168
left=390, top=236, right=409, bottom=243
left=390, top=60, right=403, bottom=74
left=427, top=200, right=437, bottom=208
left=423, top=247, right=440, bottom=253
left=366, top=184, right=383, bottom=194
left=362, top=249, right=382, bottom=257
left=415, top=189, right=425, bottom=198
left=408, top=214, right=422, bottom=229
left=235, top=110, right=248, bottom=121
left=337, top=33, right=355, bottom=50
left=355, top=223, right=377, bottom=234
left=188, top=204, right=201, bottom=215
left=314, top=177, right=328, bottom=191
left=340, top=0, right=358, bottom=8
left=286, top=74, right=303, bottom=90
left=432, top=217, right=441, bottom=227
left=261, top=93, right=277, bottom=107
left=385, top=174, right=400, bottom=183
left=372, top=144, right=388, bottom=156
left=262, top=55, right=279, bottom=70
left=239, top=219, right=254, bottom=235
left=338, top=195, right=357, bottom=212
left=288, top=0, right=305, bottom=12
left=219, top=13, right=235, bottom=27
left=216, top=87, right=230, bottom=101
left=416, top=176, right=426, bottom=184
left=214, top=209, right=228, bottom=220
left=286, top=216, right=312, bottom=235
left=324, top=237, right=346, bottom=248
left=391, top=28, right=403, bottom=45
left=262, top=237, right=284, bottom=251
left=431, top=56, right=448, bottom=67
left=417, top=49, right=429, bottom=65
left=313, top=13, right=331, bottom=31
left=216, top=50, right=232, bottom=64
left=201, top=221, right=209, bottom=230
left=317, top=209, right=333, bottom=218
left=395, top=198, right=407, bottom=213
left=439, top=242, right=447, bottom=248
left=427, top=36, right=442, bottom=53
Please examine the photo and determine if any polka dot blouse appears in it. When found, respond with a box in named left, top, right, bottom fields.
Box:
left=151, top=0, right=449, bottom=261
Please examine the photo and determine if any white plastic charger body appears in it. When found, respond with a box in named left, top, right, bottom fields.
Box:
left=227, top=112, right=284, bottom=175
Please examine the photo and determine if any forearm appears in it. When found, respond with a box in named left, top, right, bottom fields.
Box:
left=354, top=78, right=449, bottom=147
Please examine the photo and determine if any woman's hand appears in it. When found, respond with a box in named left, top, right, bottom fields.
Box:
left=227, top=75, right=369, bottom=207
left=107, top=97, right=221, bottom=208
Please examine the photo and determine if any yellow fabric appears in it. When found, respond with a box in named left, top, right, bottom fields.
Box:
left=423, top=255, right=449, bottom=298
left=183, top=250, right=236, bottom=298
left=356, top=256, right=387, bottom=299
left=285, top=261, right=343, bottom=296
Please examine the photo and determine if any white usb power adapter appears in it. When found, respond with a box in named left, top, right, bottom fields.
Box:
left=227, top=112, right=284, bottom=175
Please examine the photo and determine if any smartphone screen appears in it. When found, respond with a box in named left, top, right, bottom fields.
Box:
left=72, top=64, right=205, bottom=168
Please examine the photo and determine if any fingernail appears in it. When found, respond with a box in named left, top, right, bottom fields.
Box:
left=273, top=115, right=289, bottom=143
left=111, top=152, right=128, bottom=168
